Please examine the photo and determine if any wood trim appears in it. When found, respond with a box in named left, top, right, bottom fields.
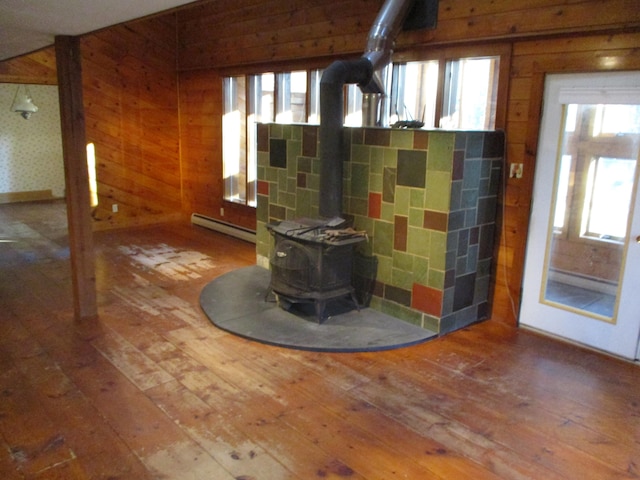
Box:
left=0, top=190, right=56, bottom=204
left=55, top=35, right=98, bottom=321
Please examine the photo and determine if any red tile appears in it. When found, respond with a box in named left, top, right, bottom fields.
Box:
left=394, top=215, right=408, bottom=252
left=423, top=210, right=448, bottom=232
left=297, top=173, right=306, bottom=188
left=368, top=192, right=382, bottom=219
left=412, top=283, right=443, bottom=317
left=257, top=180, right=269, bottom=196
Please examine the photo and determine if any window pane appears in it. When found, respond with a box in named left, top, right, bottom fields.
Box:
left=441, top=56, right=499, bottom=130
left=553, top=154, right=572, bottom=231
left=345, top=84, right=363, bottom=126
left=223, top=76, right=247, bottom=204
left=276, top=71, right=307, bottom=124
left=247, top=74, right=274, bottom=207
left=308, top=69, right=322, bottom=124
left=582, top=156, right=636, bottom=239
left=593, top=104, right=640, bottom=135
left=390, top=60, right=439, bottom=127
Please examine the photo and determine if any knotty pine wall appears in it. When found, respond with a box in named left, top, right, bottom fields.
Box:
left=80, top=16, right=183, bottom=230
left=1, top=0, right=639, bottom=325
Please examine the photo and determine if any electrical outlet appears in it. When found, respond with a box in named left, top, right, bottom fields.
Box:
left=509, top=163, right=523, bottom=179
left=112, top=204, right=118, bottom=213
left=220, top=207, right=224, bottom=216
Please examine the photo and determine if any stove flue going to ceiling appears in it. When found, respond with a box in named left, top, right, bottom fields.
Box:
left=319, top=0, right=415, bottom=219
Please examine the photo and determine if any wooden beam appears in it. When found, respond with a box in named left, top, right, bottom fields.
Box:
left=55, top=35, right=98, bottom=321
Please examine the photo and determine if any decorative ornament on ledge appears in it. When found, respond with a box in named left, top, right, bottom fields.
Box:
left=10, top=84, right=39, bottom=119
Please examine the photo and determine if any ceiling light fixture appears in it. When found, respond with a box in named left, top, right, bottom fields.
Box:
left=10, top=84, right=39, bottom=119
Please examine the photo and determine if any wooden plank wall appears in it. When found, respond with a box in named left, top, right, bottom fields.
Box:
left=80, top=15, right=183, bottom=230
left=0, top=48, right=57, bottom=84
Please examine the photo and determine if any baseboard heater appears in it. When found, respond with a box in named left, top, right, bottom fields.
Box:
left=191, top=213, right=256, bottom=244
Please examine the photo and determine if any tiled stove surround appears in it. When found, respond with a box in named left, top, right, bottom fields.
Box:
left=255, top=123, right=504, bottom=335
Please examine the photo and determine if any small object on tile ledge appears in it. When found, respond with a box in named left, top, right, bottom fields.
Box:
left=325, top=228, right=368, bottom=242
left=392, top=120, right=425, bottom=129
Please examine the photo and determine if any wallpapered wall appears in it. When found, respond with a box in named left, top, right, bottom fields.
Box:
left=0, top=84, right=65, bottom=199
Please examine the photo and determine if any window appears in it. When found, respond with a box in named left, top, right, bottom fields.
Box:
left=222, top=55, right=503, bottom=206
left=223, top=71, right=312, bottom=206
left=581, top=156, right=636, bottom=240
left=441, top=56, right=499, bottom=130
left=390, top=60, right=439, bottom=126
left=552, top=104, right=640, bottom=243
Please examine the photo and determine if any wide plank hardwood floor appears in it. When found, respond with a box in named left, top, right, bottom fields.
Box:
left=0, top=200, right=638, bottom=479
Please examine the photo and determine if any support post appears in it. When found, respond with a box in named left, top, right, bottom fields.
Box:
left=55, top=35, right=98, bottom=320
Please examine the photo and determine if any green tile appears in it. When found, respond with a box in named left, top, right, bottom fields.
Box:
left=422, top=314, right=440, bottom=332
left=380, top=300, right=422, bottom=326
left=351, top=144, right=370, bottom=164
left=295, top=189, right=313, bottom=218
left=291, top=125, right=302, bottom=141
left=353, top=215, right=374, bottom=234
left=278, top=191, right=295, bottom=209
left=392, top=268, right=413, bottom=290
left=428, top=268, right=445, bottom=290
left=413, top=257, right=429, bottom=285
left=277, top=169, right=287, bottom=191
left=370, top=147, right=384, bottom=173
left=257, top=165, right=266, bottom=183
left=394, top=186, right=410, bottom=216
left=425, top=171, right=451, bottom=212
left=369, top=173, right=383, bottom=193
left=298, top=157, right=312, bottom=173
left=393, top=251, right=414, bottom=271
left=256, top=195, right=269, bottom=223
left=287, top=141, right=301, bottom=176
left=281, top=125, right=292, bottom=139
left=257, top=151, right=269, bottom=168
left=266, top=167, right=279, bottom=182
left=410, top=188, right=425, bottom=208
left=376, top=255, right=393, bottom=283
left=287, top=177, right=296, bottom=193
left=373, top=220, right=394, bottom=257
left=390, top=129, right=414, bottom=149
left=384, top=148, right=398, bottom=168
left=427, top=132, right=454, bottom=172
left=270, top=124, right=283, bottom=139
left=307, top=173, right=320, bottom=191
left=350, top=163, right=370, bottom=198
left=349, top=197, right=368, bottom=216
left=409, top=207, right=423, bottom=227
left=429, top=231, right=447, bottom=270
left=380, top=202, right=395, bottom=223
left=407, top=226, right=430, bottom=257
left=269, top=184, right=278, bottom=204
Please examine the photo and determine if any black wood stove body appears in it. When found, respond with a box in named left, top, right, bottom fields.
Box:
left=267, top=220, right=366, bottom=322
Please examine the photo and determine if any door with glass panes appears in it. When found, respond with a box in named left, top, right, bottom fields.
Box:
left=520, top=71, right=640, bottom=360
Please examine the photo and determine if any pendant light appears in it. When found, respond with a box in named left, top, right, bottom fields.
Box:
left=10, top=84, right=39, bottom=119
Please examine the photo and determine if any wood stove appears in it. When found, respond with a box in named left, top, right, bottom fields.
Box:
left=267, top=220, right=366, bottom=322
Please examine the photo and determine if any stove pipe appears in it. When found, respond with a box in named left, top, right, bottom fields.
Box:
left=319, top=0, right=414, bottom=219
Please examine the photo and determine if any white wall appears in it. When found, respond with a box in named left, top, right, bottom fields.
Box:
left=0, top=84, right=65, bottom=198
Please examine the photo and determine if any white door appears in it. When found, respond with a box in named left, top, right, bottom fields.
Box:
left=520, top=71, right=640, bottom=360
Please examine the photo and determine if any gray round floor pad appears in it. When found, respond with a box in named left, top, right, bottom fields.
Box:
left=199, top=265, right=437, bottom=352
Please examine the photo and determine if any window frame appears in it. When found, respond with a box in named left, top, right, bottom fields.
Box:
left=220, top=44, right=511, bottom=208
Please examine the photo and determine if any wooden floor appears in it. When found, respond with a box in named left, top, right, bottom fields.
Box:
left=1, top=201, right=638, bottom=480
